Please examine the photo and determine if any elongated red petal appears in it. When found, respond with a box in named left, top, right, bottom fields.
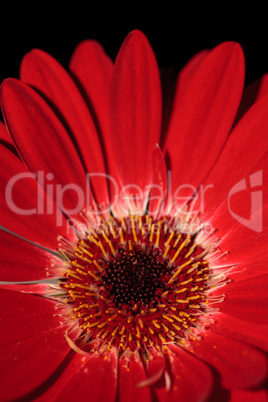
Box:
left=192, top=332, right=267, bottom=389
left=147, top=145, right=168, bottom=216
left=69, top=40, right=117, bottom=204
left=1, top=78, right=89, bottom=216
left=200, top=93, right=268, bottom=218
left=69, top=39, right=113, bottom=121
left=0, top=120, right=11, bottom=143
left=146, top=347, right=166, bottom=387
left=168, top=49, right=210, bottom=111
left=69, top=39, right=112, bottom=145
left=210, top=312, right=268, bottom=352
left=219, top=252, right=268, bottom=284
left=0, top=120, right=17, bottom=156
left=0, top=282, right=48, bottom=294
left=20, top=49, right=109, bottom=206
left=234, top=73, right=268, bottom=124
left=118, top=353, right=151, bottom=402
left=0, top=289, right=70, bottom=401
left=164, top=345, right=213, bottom=402
left=196, top=101, right=268, bottom=260
left=164, top=41, right=245, bottom=195
left=0, top=229, right=54, bottom=281
left=230, top=389, right=268, bottom=402
left=0, top=143, right=70, bottom=250
left=110, top=30, right=162, bottom=197
left=213, top=274, right=268, bottom=325
left=214, top=224, right=268, bottom=267
left=161, top=50, right=210, bottom=142
left=55, top=350, right=118, bottom=402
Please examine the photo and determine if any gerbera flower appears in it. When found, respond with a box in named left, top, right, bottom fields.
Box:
left=0, top=30, right=267, bottom=401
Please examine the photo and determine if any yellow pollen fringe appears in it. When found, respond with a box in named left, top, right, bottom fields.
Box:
left=67, top=270, right=81, bottom=280
left=80, top=246, right=93, bottom=258
left=162, top=323, right=169, bottom=332
left=108, top=222, right=116, bottom=238
left=98, top=321, right=107, bottom=329
left=119, top=228, right=125, bottom=245
left=108, top=241, right=116, bottom=256
left=98, top=241, right=107, bottom=258
left=163, top=244, right=170, bottom=258
left=87, top=270, right=99, bottom=281
left=175, top=287, right=187, bottom=294
left=165, top=230, right=174, bottom=247
left=172, top=323, right=181, bottom=331
left=93, top=260, right=103, bottom=272
left=149, top=224, right=155, bottom=242
left=155, top=228, right=161, bottom=248
left=132, top=226, right=138, bottom=243
left=173, top=234, right=182, bottom=247
left=163, top=315, right=174, bottom=323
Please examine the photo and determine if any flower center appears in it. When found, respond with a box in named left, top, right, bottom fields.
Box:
left=102, top=248, right=170, bottom=308
left=56, top=214, right=225, bottom=354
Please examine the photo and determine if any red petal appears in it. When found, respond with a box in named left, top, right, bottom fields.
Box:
left=146, top=347, right=166, bottom=386
left=219, top=252, right=268, bottom=283
left=69, top=39, right=112, bottom=146
left=161, top=51, right=210, bottom=144
left=69, top=39, right=113, bottom=129
left=0, top=144, right=71, bottom=250
left=69, top=40, right=117, bottom=205
left=55, top=350, right=118, bottom=402
left=213, top=274, right=268, bottom=325
left=109, top=30, right=162, bottom=196
left=147, top=145, right=168, bottom=216
left=214, top=226, right=268, bottom=267
left=200, top=93, right=268, bottom=232
left=192, top=332, right=267, bottom=389
left=118, top=352, right=151, bottom=402
left=164, top=344, right=213, bottom=402
left=0, top=229, right=54, bottom=281
left=0, top=289, right=70, bottom=400
left=170, top=49, right=210, bottom=104
left=164, top=42, right=245, bottom=195
left=1, top=78, right=89, bottom=216
left=0, top=120, right=11, bottom=143
left=0, top=120, right=17, bottom=154
left=210, top=312, right=268, bottom=353
left=230, top=389, right=268, bottom=402
left=0, top=282, right=48, bottom=294
left=234, top=74, right=268, bottom=124
left=20, top=49, right=109, bottom=207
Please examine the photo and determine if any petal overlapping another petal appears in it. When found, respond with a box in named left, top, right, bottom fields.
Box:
left=163, top=41, right=245, bottom=196
left=192, top=332, right=267, bottom=390
left=40, top=350, right=118, bottom=402
left=20, top=49, right=109, bottom=207
left=0, top=229, right=54, bottom=281
left=1, top=78, right=89, bottom=216
left=0, top=289, right=70, bottom=401
left=0, top=143, right=70, bottom=250
left=109, top=30, right=162, bottom=200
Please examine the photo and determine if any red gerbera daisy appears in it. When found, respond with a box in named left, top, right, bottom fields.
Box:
left=0, top=30, right=267, bottom=402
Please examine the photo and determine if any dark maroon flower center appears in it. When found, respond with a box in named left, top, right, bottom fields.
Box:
left=101, top=247, right=171, bottom=308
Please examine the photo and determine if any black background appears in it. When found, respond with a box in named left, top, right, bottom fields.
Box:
left=0, top=9, right=267, bottom=87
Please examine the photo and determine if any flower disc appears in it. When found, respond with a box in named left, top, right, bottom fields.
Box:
left=55, top=214, right=225, bottom=355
